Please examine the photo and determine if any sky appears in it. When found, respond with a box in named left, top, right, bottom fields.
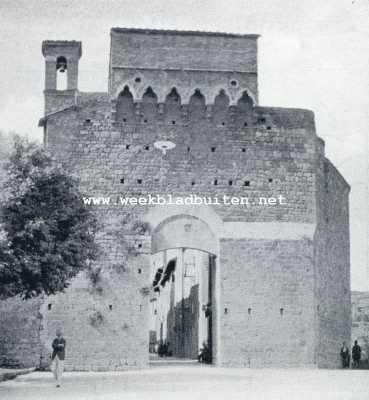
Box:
left=0, top=0, right=368, bottom=289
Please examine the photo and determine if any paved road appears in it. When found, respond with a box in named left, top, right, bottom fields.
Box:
left=1, top=366, right=369, bottom=400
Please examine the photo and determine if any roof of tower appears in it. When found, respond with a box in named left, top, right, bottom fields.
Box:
left=110, top=27, right=260, bottom=39
left=42, top=41, right=82, bottom=57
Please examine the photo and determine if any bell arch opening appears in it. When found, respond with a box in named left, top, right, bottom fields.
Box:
left=56, top=56, right=68, bottom=90
left=148, top=215, right=218, bottom=365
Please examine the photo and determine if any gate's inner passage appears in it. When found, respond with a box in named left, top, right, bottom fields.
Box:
left=149, top=248, right=214, bottom=363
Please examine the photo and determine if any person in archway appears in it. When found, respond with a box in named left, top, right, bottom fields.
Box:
left=352, top=340, right=362, bottom=368
left=51, top=328, right=66, bottom=387
left=340, top=341, right=350, bottom=368
left=198, top=341, right=211, bottom=363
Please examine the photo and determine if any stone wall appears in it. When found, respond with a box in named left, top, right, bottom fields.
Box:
left=219, top=237, right=316, bottom=367
left=0, top=297, right=44, bottom=368
left=109, top=28, right=259, bottom=103
left=314, top=154, right=351, bottom=368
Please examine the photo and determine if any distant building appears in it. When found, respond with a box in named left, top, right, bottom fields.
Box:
left=351, top=291, right=369, bottom=362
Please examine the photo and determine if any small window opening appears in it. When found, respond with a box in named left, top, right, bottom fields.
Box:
left=126, top=144, right=130, bottom=150
left=268, top=178, right=273, bottom=183
left=248, top=308, right=252, bottom=315
left=221, top=122, right=225, bottom=126
left=228, top=180, right=233, bottom=186
left=211, top=147, right=216, bottom=152
left=191, top=181, right=196, bottom=186
left=137, top=243, right=142, bottom=249
left=137, top=179, right=142, bottom=184
left=123, top=118, right=127, bottom=123
left=138, top=268, right=142, bottom=274
left=144, top=145, right=149, bottom=150
left=280, top=308, right=284, bottom=316
left=154, top=309, right=157, bottom=315
left=244, top=122, right=248, bottom=127
left=172, top=120, right=176, bottom=125
left=244, top=181, right=250, bottom=186
left=135, top=77, right=141, bottom=83
left=258, top=117, right=266, bottom=124
left=224, top=308, right=228, bottom=314
left=213, top=179, right=218, bottom=186
left=267, top=126, right=272, bottom=130
left=85, top=119, right=91, bottom=124
left=187, top=147, right=191, bottom=152
left=242, top=148, right=246, bottom=152
left=230, top=79, right=238, bottom=87
left=48, top=303, right=52, bottom=310
left=120, top=178, right=125, bottom=184
left=109, top=305, right=113, bottom=311
left=143, top=119, right=148, bottom=123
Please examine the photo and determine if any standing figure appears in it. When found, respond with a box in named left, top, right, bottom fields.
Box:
left=51, top=328, right=66, bottom=387
left=352, top=340, right=361, bottom=369
left=340, top=341, right=350, bottom=368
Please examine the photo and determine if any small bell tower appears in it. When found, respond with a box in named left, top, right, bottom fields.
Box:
left=41, top=41, right=82, bottom=115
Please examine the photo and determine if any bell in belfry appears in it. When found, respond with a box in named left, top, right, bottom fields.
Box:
left=56, top=57, right=67, bottom=73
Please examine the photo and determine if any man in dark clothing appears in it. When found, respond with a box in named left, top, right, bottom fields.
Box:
left=51, top=328, right=66, bottom=387
left=198, top=341, right=211, bottom=364
left=352, top=340, right=361, bottom=369
left=340, top=341, right=350, bottom=368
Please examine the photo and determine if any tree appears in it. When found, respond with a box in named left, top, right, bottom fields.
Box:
left=0, top=136, right=98, bottom=299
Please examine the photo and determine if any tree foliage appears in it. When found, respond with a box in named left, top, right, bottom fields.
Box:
left=0, top=137, right=98, bottom=299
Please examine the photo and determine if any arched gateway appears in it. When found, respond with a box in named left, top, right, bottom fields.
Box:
left=149, top=213, right=218, bottom=364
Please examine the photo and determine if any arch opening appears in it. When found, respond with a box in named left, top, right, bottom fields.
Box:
left=189, top=89, right=206, bottom=122
left=213, top=89, right=230, bottom=125
left=149, top=215, right=217, bottom=365
left=116, top=85, right=134, bottom=122
left=56, top=56, right=68, bottom=91
left=142, top=87, right=158, bottom=122
left=164, top=87, right=182, bottom=124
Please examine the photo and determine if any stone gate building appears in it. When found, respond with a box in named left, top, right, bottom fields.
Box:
left=0, top=28, right=350, bottom=369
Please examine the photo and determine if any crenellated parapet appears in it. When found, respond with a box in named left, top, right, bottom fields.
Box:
left=110, top=70, right=257, bottom=105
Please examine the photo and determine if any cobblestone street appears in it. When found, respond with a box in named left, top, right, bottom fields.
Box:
left=1, top=366, right=369, bottom=400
